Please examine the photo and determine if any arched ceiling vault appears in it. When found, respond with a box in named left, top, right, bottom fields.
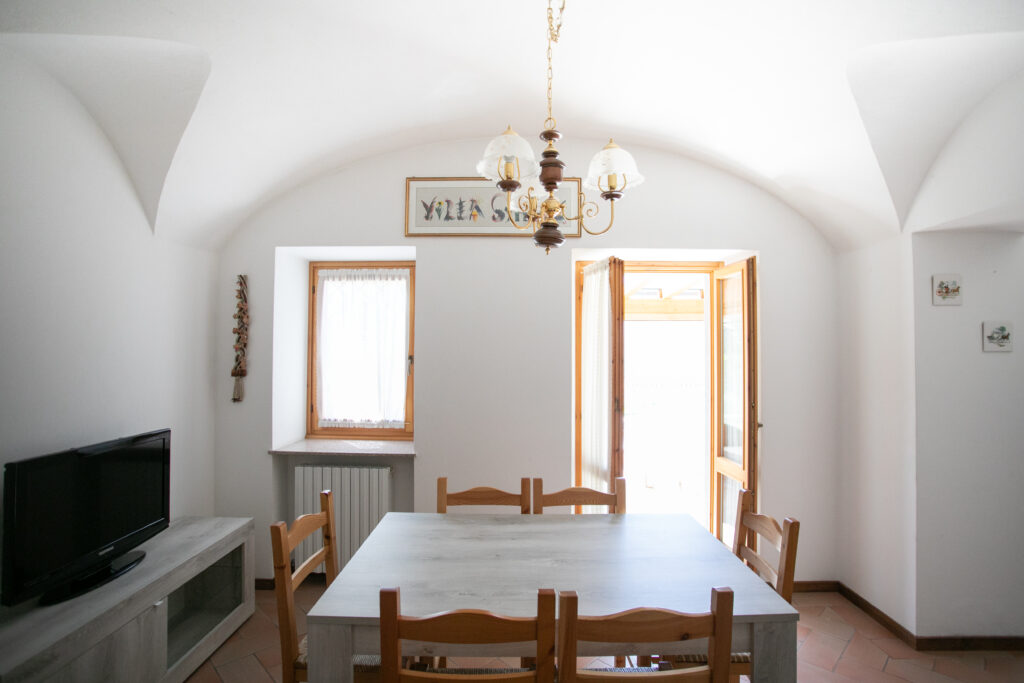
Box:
left=2, top=1, right=1023, bottom=250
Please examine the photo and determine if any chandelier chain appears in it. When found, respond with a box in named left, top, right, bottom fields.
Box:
left=545, top=0, right=565, bottom=130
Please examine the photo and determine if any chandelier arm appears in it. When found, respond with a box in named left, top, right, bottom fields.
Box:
left=561, top=189, right=587, bottom=222
left=504, top=192, right=533, bottom=231
left=581, top=199, right=615, bottom=236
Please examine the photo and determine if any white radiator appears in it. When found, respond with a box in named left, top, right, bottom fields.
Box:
left=293, top=464, right=392, bottom=571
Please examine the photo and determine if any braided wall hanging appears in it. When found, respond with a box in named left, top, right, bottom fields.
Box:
left=231, top=274, right=248, bottom=402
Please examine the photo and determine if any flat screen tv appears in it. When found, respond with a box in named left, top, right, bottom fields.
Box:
left=2, top=428, right=170, bottom=606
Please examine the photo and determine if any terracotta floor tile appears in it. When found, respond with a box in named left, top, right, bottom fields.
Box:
left=209, top=634, right=262, bottom=667
left=215, top=654, right=275, bottom=683
left=185, top=659, right=222, bottom=683
left=799, top=630, right=850, bottom=671
left=801, top=608, right=857, bottom=642
left=874, top=637, right=935, bottom=661
left=294, top=579, right=327, bottom=611
left=926, top=652, right=986, bottom=670
left=265, top=662, right=283, bottom=683
left=884, top=658, right=960, bottom=682
left=235, top=609, right=278, bottom=641
left=827, top=603, right=895, bottom=640
left=983, top=657, right=1024, bottom=679
left=797, top=660, right=854, bottom=682
left=932, top=657, right=1007, bottom=683
left=793, top=592, right=843, bottom=607
left=798, top=603, right=827, bottom=618
left=834, top=657, right=908, bottom=682
left=255, top=643, right=283, bottom=670
left=841, top=632, right=889, bottom=670
left=257, top=601, right=280, bottom=626
left=798, top=624, right=812, bottom=643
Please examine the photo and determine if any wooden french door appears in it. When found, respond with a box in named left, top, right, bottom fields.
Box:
left=575, top=256, right=758, bottom=532
left=573, top=258, right=624, bottom=494
left=710, top=257, right=758, bottom=540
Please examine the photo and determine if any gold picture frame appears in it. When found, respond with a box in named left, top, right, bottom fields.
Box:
left=404, top=177, right=583, bottom=238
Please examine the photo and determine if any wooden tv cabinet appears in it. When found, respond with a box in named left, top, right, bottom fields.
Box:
left=0, top=517, right=254, bottom=683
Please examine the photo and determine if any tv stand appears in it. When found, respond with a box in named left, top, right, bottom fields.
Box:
left=0, top=517, right=254, bottom=683
left=39, top=549, right=147, bottom=607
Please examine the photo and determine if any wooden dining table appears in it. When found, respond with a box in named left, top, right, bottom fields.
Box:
left=307, top=512, right=798, bottom=683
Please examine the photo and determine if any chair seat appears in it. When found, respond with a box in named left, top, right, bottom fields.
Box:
left=583, top=668, right=660, bottom=673
left=295, top=635, right=382, bottom=671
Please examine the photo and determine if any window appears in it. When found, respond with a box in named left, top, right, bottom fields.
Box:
left=307, top=261, right=415, bottom=439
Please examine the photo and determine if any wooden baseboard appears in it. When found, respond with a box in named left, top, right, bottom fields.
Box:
left=793, top=580, right=840, bottom=593
left=835, top=582, right=918, bottom=647
left=794, top=581, right=1023, bottom=651
left=255, top=578, right=275, bottom=590
left=914, top=636, right=1024, bottom=651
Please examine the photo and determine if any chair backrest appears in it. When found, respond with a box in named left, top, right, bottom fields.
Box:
left=531, top=477, right=626, bottom=514
left=380, top=587, right=556, bottom=683
left=557, top=588, right=733, bottom=683
left=732, top=488, right=800, bottom=603
left=437, top=477, right=531, bottom=514
left=270, top=489, right=339, bottom=683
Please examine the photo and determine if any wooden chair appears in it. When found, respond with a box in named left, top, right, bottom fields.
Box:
left=437, top=477, right=531, bottom=514
left=557, top=588, right=733, bottom=683
left=271, top=490, right=380, bottom=683
left=530, top=477, right=626, bottom=514
left=380, top=587, right=556, bottom=683
left=670, top=490, right=799, bottom=680
left=732, top=488, right=800, bottom=603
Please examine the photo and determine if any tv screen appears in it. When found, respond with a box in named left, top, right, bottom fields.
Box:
left=2, top=429, right=170, bottom=606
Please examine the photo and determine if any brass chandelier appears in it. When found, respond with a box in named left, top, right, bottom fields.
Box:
left=477, top=0, right=644, bottom=254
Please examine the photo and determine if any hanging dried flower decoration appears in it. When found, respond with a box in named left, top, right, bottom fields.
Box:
left=231, top=274, right=249, bottom=401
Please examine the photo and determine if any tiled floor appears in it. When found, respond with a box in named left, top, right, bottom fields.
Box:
left=186, top=587, right=1024, bottom=682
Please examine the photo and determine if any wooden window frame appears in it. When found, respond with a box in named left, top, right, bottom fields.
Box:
left=306, top=261, right=415, bottom=440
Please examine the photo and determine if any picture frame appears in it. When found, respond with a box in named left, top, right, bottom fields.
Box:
left=982, top=321, right=1012, bottom=352
left=931, top=273, right=962, bottom=306
left=404, top=177, right=583, bottom=238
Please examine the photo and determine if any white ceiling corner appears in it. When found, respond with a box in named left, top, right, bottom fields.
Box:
left=0, top=33, right=210, bottom=231
left=848, top=32, right=1024, bottom=232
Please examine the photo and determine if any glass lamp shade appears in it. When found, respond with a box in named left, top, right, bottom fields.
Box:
left=476, top=126, right=540, bottom=182
left=583, top=139, right=644, bottom=192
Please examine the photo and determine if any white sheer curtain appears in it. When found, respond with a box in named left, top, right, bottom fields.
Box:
left=316, top=268, right=409, bottom=430
left=581, top=258, right=612, bottom=493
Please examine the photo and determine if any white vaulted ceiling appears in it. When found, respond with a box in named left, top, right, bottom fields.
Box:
left=1, top=0, right=1023, bottom=249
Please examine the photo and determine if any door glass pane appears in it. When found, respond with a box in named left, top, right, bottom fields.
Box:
left=720, top=273, right=744, bottom=465
left=719, top=474, right=740, bottom=545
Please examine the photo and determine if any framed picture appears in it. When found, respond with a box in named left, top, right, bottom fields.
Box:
left=932, top=273, right=962, bottom=306
left=404, top=177, right=583, bottom=237
left=982, top=321, right=1012, bottom=352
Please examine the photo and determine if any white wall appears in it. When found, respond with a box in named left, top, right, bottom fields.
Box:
left=837, top=234, right=918, bottom=633
left=215, top=137, right=840, bottom=580
left=0, top=48, right=217, bottom=520
left=912, top=231, right=1024, bottom=636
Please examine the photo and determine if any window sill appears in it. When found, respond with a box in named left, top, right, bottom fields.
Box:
left=269, top=438, right=416, bottom=457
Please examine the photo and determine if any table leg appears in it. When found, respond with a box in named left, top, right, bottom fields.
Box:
left=308, top=622, right=354, bottom=683
left=750, top=621, right=796, bottom=683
